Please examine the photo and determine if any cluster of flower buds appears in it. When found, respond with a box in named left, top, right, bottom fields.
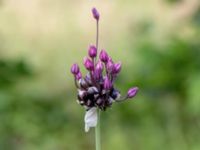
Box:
left=70, top=7, right=138, bottom=132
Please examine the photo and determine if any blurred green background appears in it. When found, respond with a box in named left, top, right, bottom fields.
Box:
left=0, top=0, right=200, bottom=150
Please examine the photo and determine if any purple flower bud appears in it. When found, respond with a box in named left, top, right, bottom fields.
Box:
left=127, top=87, right=138, bottom=98
left=99, top=50, right=109, bottom=63
left=94, top=70, right=102, bottom=80
left=94, top=70, right=101, bottom=80
left=92, top=7, right=100, bottom=21
left=84, top=57, right=94, bottom=71
left=71, top=63, right=80, bottom=75
left=103, top=76, right=112, bottom=90
left=93, top=61, right=103, bottom=80
left=88, top=45, right=97, bottom=58
left=96, top=61, right=104, bottom=73
left=106, top=60, right=114, bottom=73
left=113, top=62, right=122, bottom=74
left=75, top=72, right=82, bottom=80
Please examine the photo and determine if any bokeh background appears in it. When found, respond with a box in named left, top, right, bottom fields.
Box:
left=0, top=0, right=200, bottom=150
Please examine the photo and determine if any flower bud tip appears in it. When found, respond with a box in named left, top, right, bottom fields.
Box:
left=88, top=45, right=97, bottom=58
left=104, top=76, right=112, bottom=90
left=71, top=63, right=80, bottom=75
left=113, top=62, right=122, bottom=74
left=84, top=57, right=94, bottom=71
left=92, top=7, right=100, bottom=21
left=99, top=50, right=109, bottom=63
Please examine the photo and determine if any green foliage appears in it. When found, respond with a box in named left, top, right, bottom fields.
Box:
left=0, top=59, right=32, bottom=88
left=135, top=38, right=200, bottom=95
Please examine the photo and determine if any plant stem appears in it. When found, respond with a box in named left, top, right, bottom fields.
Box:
left=95, top=13, right=101, bottom=150
left=96, top=20, right=99, bottom=52
left=94, top=20, right=99, bottom=65
left=95, top=109, right=101, bottom=150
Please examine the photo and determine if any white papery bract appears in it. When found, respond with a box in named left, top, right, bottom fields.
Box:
left=84, top=107, right=97, bottom=132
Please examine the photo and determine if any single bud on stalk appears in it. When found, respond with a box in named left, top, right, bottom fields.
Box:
left=104, top=76, right=112, bottom=90
left=84, top=57, right=94, bottom=71
left=99, top=50, right=109, bottom=63
left=71, top=63, right=80, bottom=75
left=88, top=45, right=97, bottom=58
left=92, top=7, right=100, bottom=21
left=113, top=62, right=122, bottom=74
left=127, top=87, right=138, bottom=98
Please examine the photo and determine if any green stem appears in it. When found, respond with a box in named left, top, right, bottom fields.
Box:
left=95, top=109, right=101, bottom=150
left=96, top=20, right=99, bottom=52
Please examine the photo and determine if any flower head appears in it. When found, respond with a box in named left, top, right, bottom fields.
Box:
left=70, top=7, right=138, bottom=132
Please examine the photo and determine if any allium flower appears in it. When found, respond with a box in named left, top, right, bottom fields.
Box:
left=70, top=7, right=138, bottom=132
